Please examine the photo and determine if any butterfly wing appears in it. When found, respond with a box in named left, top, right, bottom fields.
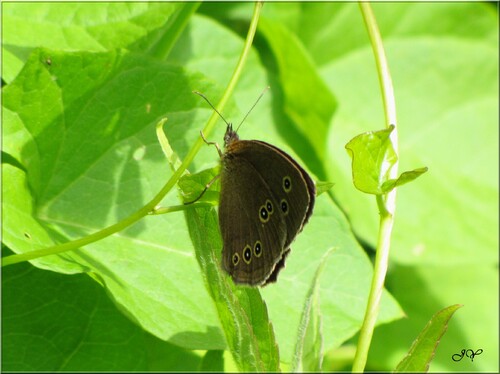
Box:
left=219, top=149, right=288, bottom=286
left=232, top=140, right=315, bottom=249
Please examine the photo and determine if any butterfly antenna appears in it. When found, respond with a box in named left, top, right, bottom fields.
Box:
left=193, top=91, right=231, bottom=127
left=235, top=85, right=270, bottom=132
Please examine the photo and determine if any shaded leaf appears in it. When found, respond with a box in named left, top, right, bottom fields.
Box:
left=1, top=249, right=202, bottom=371
left=199, top=350, right=225, bottom=372
left=258, top=16, right=336, bottom=172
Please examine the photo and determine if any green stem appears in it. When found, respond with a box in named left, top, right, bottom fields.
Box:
left=150, top=202, right=215, bottom=215
left=148, top=3, right=201, bottom=60
left=352, top=3, right=399, bottom=372
left=2, top=2, right=264, bottom=267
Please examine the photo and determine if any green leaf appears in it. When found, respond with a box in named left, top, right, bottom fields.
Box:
left=2, top=164, right=70, bottom=272
left=345, top=125, right=397, bottom=194
left=184, top=207, right=280, bottom=372
left=3, top=48, right=227, bottom=350
left=291, top=248, right=335, bottom=372
left=178, top=166, right=221, bottom=205
left=257, top=16, right=336, bottom=175
left=1, top=248, right=203, bottom=371
left=345, top=125, right=427, bottom=195
left=394, top=304, right=462, bottom=372
left=316, top=181, right=335, bottom=196
left=381, top=167, right=428, bottom=193
left=288, top=3, right=497, bottom=66
left=1, top=3, right=197, bottom=82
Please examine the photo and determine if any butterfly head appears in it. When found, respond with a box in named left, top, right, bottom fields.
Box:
left=224, top=123, right=240, bottom=147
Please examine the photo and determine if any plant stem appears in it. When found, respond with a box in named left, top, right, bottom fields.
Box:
left=352, top=3, right=399, bottom=372
left=148, top=3, right=201, bottom=60
left=2, top=2, right=264, bottom=267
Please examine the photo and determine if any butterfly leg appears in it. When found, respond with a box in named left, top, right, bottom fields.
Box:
left=200, top=131, right=223, bottom=158
left=184, top=174, right=221, bottom=205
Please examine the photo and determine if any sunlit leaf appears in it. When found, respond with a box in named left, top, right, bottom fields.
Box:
left=394, top=304, right=462, bottom=372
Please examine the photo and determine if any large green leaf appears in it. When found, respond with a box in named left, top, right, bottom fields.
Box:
left=3, top=49, right=226, bottom=350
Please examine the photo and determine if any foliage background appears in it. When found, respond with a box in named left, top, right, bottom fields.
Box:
left=2, top=2, right=498, bottom=372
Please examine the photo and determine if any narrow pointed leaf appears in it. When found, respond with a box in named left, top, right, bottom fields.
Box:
left=381, top=167, right=428, bottom=193
left=185, top=207, right=280, bottom=372
left=394, top=304, right=463, bottom=372
left=316, top=181, right=335, bottom=196
left=292, top=248, right=335, bottom=372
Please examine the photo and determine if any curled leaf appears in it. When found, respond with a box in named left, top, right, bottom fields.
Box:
left=345, top=125, right=427, bottom=194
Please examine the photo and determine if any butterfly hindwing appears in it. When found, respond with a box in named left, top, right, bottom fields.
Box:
left=228, top=140, right=315, bottom=249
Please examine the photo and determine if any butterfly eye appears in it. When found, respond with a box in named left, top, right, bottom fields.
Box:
left=280, top=199, right=289, bottom=216
left=254, top=241, right=262, bottom=257
left=283, top=176, right=292, bottom=193
left=243, top=245, right=252, bottom=264
left=232, top=253, right=240, bottom=266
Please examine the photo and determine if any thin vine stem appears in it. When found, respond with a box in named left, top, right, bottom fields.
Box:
left=2, top=2, right=264, bottom=267
left=352, top=3, right=399, bottom=372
